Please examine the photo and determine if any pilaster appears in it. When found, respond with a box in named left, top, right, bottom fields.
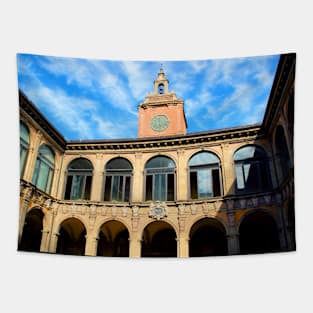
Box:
left=132, top=153, right=144, bottom=202
left=176, top=149, right=187, bottom=201
left=85, top=236, right=98, bottom=256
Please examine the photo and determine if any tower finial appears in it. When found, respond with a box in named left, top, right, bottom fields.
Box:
left=159, top=63, right=164, bottom=73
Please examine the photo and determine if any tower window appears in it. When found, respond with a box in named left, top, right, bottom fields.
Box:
left=158, top=83, right=164, bottom=94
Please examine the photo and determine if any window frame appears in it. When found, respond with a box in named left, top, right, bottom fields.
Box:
left=32, top=144, right=55, bottom=194
left=233, top=145, right=272, bottom=194
left=64, top=159, right=93, bottom=201
left=144, top=157, right=176, bottom=202
left=20, top=121, right=30, bottom=177
left=188, top=152, right=223, bottom=200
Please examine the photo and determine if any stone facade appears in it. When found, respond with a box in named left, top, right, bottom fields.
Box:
left=18, top=53, right=296, bottom=257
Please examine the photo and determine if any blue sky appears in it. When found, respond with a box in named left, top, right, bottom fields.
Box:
left=17, top=53, right=279, bottom=140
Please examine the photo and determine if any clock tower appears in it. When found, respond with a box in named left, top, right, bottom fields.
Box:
left=137, top=67, right=187, bottom=138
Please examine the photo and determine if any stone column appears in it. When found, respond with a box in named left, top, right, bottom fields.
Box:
left=226, top=207, right=240, bottom=255
left=227, top=233, right=240, bottom=255
left=85, top=236, right=98, bottom=256
left=177, top=237, right=189, bottom=258
left=24, top=130, right=42, bottom=182
left=18, top=186, right=33, bottom=246
left=132, top=153, right=144, bottom=202
left=176, top=149, right=187, bottom=201
left=40, top=229, right=50, bottom=252
left=49, top=232, right=59, bottom=253
left=177, top=204, right=188, bottom=257
left=129, top=237, right=141, bottom=258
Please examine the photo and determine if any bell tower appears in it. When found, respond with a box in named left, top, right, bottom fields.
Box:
left=137, top=67, right=187, bottom=138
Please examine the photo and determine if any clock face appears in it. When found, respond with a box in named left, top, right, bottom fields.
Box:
left=151, top=115, right=169, bottom=132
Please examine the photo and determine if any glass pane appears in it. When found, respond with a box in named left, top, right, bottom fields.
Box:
left=234, top=146, right=265, bottom=161
left=124, top=176, right=131, bottom=202
left=45, top=168, right=53, bottom=193
left=189, top=152, right=219, bottom=166
left=72, top=175, right=84, bottom=200
left=167, top=174, right=174, bottom=201
left=20, top=147, right=27, bottom=176
left=190, top=171, right=198, bottom=199
left=212, top=169, right=221, bottom=196
left=244, top=163, right=259, bottom=191
left=146, top=175, right=153, bottom=200
left=37, top=162, right=49, bottom=191
left=64, top=176, right=73, bottom=199
left=104, top=176, right=112, bottom=201
left=154, top=174, right=166, bottom=201
left=197, top=169, right=212, bottom=198
left=112, top=176, right=121, bottom=201
left=235, top=165, right=245, bottom=189
left=84, top=176, right=92, bottom=200
left=146, top=156, right=175, bottom=169
left=106, top=158, right=132, bottom=170
left=69, top=158, right=93, bottom=170
left=20, top=121, right=30, bottom=144
left=32, top=159, right=40, bottom=185
left=38, top=145, right=55, bottom=166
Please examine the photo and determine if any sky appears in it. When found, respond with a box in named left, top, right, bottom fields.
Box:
left=16, top=53, right=280, bottom=140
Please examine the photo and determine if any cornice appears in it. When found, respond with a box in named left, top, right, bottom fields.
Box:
left=66, top=124, right=262, bottom=152
left=19, top=90, right=67, bottom=149
left=261, top=53, right=296, bottom=133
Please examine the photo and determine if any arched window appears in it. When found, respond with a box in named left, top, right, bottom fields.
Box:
left=64, top=158, right=93, bottom=200
left=234, top=145, right=271, bottom=193
left=275, top=126, right=291, bottom=180
left=103, top=157, right=133, bottom=202
left=32, top=144, right=55, bottom=193
left=20, top=121, right=30, bottom=176
left=188, top=151, right=222, bottom=199
left=158, top=83, right=164, bottom=94
left=145, top=156, right=176, bottom=201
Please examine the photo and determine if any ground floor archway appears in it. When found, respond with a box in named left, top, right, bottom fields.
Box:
left=189, top=218, right=228, bottom=257
left=97, top=220, right=129, bottom=257
left=56, top=218, right=86, bottom=255
left=141, top=221, right=177, bottom=257
left=19, top=208, right=44, bottom=252
left=239, top=211, right=280, bottom=254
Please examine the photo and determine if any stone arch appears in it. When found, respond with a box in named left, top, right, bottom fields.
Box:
left=97, top=220, right=130, bottom=257
left=19, top=207, right=44, bottom=252
left=63, top=155, right=95, bottom=171
left=56, top=217, right=87, bottom=256
left=141, top=220, right=177, bottom=257
left=104, top=156, right=134, bottom=169
left=189, top=217, right=228, bottom=257
left=187, top=214, right=230, bottom=237
left=238, top=210, right=281, bottom=254
left=143, top=153, right=177, bottom=168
